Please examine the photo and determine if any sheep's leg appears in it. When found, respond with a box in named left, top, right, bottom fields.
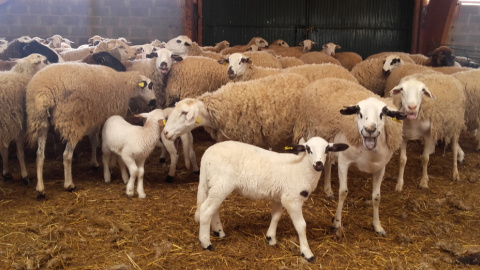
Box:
left=36, top=131, right=48, bottom=199
left=180, top=133, right=191, bottom=170
left=457, top=143, right=465, bottom=163
left=123, top=156, right=138, bottom=197
left=0, top=146, right=12, bottom=181
left=323, top=158, right=334, bottom=198
left=88, top=132, right=100, bottom=169
left=452, top=133, right=460, bottom=181
left=199, top=195, right=227, bottom=251
left=102, top=148, right=112, bottom=183
left=395, top=139, right=408, bottom=192
left=266, top=200, right=283, bottom=246
left=63, top=141, right=77, bottom=191
left=15, top=137, right=30, bottom=184
left=283, top=198, right=314, bottom=262
left=157, top=139, right=167, bottom=163
left=332, top=162, right=349, bottom=239
left=162, top=135, right=178, bottom=183
left=210, top=210, right=225, bottom=238
left=117, top=157, right=129, bottom=184
left=371, top=167, right=386, bottom=236
left=136, top=160, right=146, bottom=199
left=419, top=137, right=435, bottom=189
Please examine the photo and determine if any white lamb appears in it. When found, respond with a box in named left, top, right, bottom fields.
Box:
left=102, top=109, right=166, bottom=198
left=195, top=137, right=348, bottom=261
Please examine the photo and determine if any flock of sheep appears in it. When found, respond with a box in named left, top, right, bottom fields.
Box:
left=0, top=33, right=479, bottom=262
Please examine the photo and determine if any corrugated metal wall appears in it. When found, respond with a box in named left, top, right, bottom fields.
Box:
left=202, top=0, right=414, bottom=58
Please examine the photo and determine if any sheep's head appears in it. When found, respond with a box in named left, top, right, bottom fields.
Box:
left=254, top=37, right=268, bottom=48
left=382, top=55, right=404, bottom=75
left=285, top=137, right=349, bottom=171
left=155, top=48, right=183, bottom=75
left=136, top=75, right=156, bottom=107
left=340, top=97, right=406, bottom=151
left=163, top=98, right=200, bottom=141
left=246, top=44, right=261, bottom=51
left=134, top=109, right=166, bottom=128
left=165, top=35, right=192, bottom=57
left=273, top=39, right=289, bottom=47
left=151, top=39, right=166, bottom=48
left=0, top=38, right=8, bottom=53
left=300, top=39, right=317, bottom=53
left=390, top=78, right=436, bottom=121
left=46, top=35, right=64, bottom=48
left=88, top=35, right=104, bottom=46
left=218, top=53, right=251, bottom=80
left=95, top=39, right=137, bottom=61
left=321, top=42, right=340, bottom=56
left=430, top=46, right=455, bottom=67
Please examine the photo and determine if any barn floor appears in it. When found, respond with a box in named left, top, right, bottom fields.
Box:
left=0, top=127, right=480, bottom=270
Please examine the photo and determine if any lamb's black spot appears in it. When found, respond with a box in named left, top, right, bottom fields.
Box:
left=266, top=236, right=272, bottom=241
left=300, top=190, right=309, bottom=197
left=305, top=145, right=312, bottom=154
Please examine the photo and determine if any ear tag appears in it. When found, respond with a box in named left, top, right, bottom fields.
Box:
left=284, top=146, right=293, bottom=150
left=138, top=82, right=145, bottom=88
left=392, top=117, right=402, bottom=123
left=223, top=61, right=227, bottom=66
left=196, top=116, right=201, bottom=123
left=163, top=119, right=167, bottom=125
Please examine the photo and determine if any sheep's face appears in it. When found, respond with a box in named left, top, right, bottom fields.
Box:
left=254, top=38, right=268, bottom=48
left=382, top=55, right=404, bottom=75
left=165, top=35, right=192, bottom=56
left=340, top=97, right=406, bottom=151
left=151, top=39, right=166, bottom=48
left=46, top=35, right=63, bottom=48
left=163, top=98, right=199, bottom=141
left=136, top=75, right=156, bottom=106
left=321, top=42, right=340, bottom=56
left=246, top=44, right=260, bottom=51
left=155, top=48, right=183, bottom=75
left=300, top=39, right=317, bottom=53
left=275, top=39, right=289, bottom=47
left=390, top=78, right=436, bottom=121
left=115, top=40, right=137, bottom=61
left=22, top=53, right=49, bottom=71
left=287, top=137, right=349, bottom=171
left=223, top=53, right=251, bottom=80
left=88, top=35, right=104, bottom=46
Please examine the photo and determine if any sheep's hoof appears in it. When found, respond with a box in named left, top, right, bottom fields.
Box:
left=330, top=226, right=345, bottom=240
left=165, top=175, right=174, bottom=183
left=193, top=170, right=200, bottom=175
left=66, top=186, right=76, bottom=192
left=204, top=245, right=214, bottom=251
left=302, top=254, right=315, bottom=263
left=266, top=236, right=276, bottom=246
left=159, top=158, right=166, bottom=164
left=2, top=173, right=13, bottom=182
left=91, top=165, right=100, bottom=171
left=213, top=231, right=220, bottom=237
left=36, top=192, right=46, bottom=201
left=22, top=176, right=32, bottom=186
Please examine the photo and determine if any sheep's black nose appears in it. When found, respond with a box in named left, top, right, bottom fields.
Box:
left=160, top=62, right=168, bottom=68
left=313, top=161, right=324, bottom=172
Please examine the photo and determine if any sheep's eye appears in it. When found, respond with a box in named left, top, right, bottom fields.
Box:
left=181, top=111, right=188, bottom=116
left=359, top=112, right=363, bottom=119
left=380, top=113, right=383, bottom=120
left=176, top=40, right=181, bottom=43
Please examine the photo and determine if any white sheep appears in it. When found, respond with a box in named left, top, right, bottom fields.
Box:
left=163, top=73, right=310, bottom=149
left=271, top=39, right=289, bottom=47
left=299, top=51, right=342, bottom=66
left=201, top=40, right=230, bottom=53
left=165, top=35, right=193, bottom=57
left=61, top=39, right=137, bottom=62
left=102, top=109, right=166, bottom=198
left=187, top=42, right=223, bottom=60
left=278, top=56, right=304, bottom=68
left=0, top=38, right=8, bottom=54
left=293, top=78, right=406, bottom=238
left=0, top=54, right=49, bottom=183
left=220, top=37, right=269, bottom=55
left=321, top=42, right=341, bottom=56
left=195, top=137, right=348, bottom=261
left=26, top=62, right=156, bottom=199
left=268, top=39, right=317, bottom=57
left=389, top=73, right=466, bottom=191
left=319, top=42, right=363, bottom=70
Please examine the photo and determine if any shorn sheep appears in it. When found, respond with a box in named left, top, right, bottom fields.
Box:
left=293, top=78, right=406, bottom=238
left=102, top=109, right=166, bottom=199
left=0, top=54, right=49, bottom=183
left=163, top=73, right=310, bottom=150
left=389, top=73, right=466, bottom=191
left=26, top=62, right=156, bottom=199
left=195, top=138, right=348, bottom=261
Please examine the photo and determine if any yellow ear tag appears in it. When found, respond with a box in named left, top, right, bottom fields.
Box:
left=196, top=116, right=201, bottom=123
left=223, top=61, right=227, bottom=66
left=392, top=117, right=402, bottom=123
left=285, top=146, right=293, bottom=150
left=163, top=119, right=166, bottom=125
left=138, top=82, right=145, bottom=88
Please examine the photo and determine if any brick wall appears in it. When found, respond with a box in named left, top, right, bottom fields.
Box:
left=0, top=0, right=185, bottom=46
left=447, top=4, right=480, bottom=53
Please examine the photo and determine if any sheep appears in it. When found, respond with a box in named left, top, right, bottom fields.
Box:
left=88, top=35, right=104, bottom=46
left=0, top=39, right=63, bottom=63
left=82, top=51, right=126, bottom=71
left=132, top=43, right=160, bottom=59
left=278, top=56, right=305, bottom=68
left=0, top=54, right=49, bottom=183
left=162, top=73, right=310, bottom=149
left=366, top=51, right=415, bottom=62
left=318, top=42, right=363, bottom=71
left=271, top=39, right=289, bottom=47
left=408, top=53, right=429, bottom=65
left=424, top=46, right=456, bottom=67
left=61, top=39, right=137, bottom=62
left=164, top=56, right=229, bottom=108
left=165, top=35, right=192, bottom=57
left=59, top=46, right=95, bottom=61
left=269, top=39, right=317, bottom=58
left=26, top=62, right=156, bottom=199
left=0, top=60, right=16, bottom=71
left=321, top=42, right=341, bottom=56
left=0, top=38, right=7, bottom=54
left=383, top=63, right=436, bottom=97
left=201, top=40, right=230, bottom=53
left=452, top=69, right=480, bottom=151
left=46, top=34, right=73, bottom=49
left=389, top=73, right=466, bottom=191
left=431, top=66, right=472, bottom=75
left=102, top=109, right=166, bottom=198
left=151, top=39, right=166, bottom=48
left=299, top=52, right=342, bottom=66
left=187, top=42, right=223, bottom=60
left=293, top=78, right=406, bottom=238
left=126, top=48, right=183, bottom=108
left=243, top=51, right=282, bottom=68
left=195, top=137, right=348, bottom=261
left=220, top=37, right=269, bottom=55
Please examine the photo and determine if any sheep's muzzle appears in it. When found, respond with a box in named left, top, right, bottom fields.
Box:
left=313, top=161, right=324, bottom=172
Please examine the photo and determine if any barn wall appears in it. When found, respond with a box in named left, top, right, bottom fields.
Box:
left=447, top=4, right=480, bottom=58
left=0, top=0, right=185, bottom=45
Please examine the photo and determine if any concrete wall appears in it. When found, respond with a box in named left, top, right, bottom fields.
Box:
left=447, top=4, right=480, bottom=53
left=0, top=0, right=185, bottom=46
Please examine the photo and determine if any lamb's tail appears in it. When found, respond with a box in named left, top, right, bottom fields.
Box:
left=194, top=169, right=208, bottom=223
left=26, top=90, right=55, bottom=147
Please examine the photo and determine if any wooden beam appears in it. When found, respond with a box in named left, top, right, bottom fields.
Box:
left=197, top=0, right=203, bottom=46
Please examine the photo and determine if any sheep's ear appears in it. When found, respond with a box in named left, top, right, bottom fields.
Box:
left=322, top=44, right=328, bottom=49
left=218, top=58, right=229, bottom=65
left=146, top=52, right=157, bottom=58
left=382, top=106, right=407, bottom=120
left=134, top=112, right=149, bottom=119
left=299, top=41, right=304, bottom=46
left=311, top=41, right=317, bottom=45
left=171, top=54, right=183, bottom=62
left=148, top=81, right=153, bottom=89
left=46, top=37, right=52, bottom=42
left=138, top=81, right=147, bottom=88
left=246, top=47, right=252, bottom=51
left=335, top=45, right=341, bottom=49
left=390, top=86, right=403, bottom=97
left=298, top=137, right=306, bottom=144
left=422, top=87, right=436, bottom=100
left=340, top=105, right=360, bottom=115
left=326, top=143, right=349, bottom=153
left=185, top=106, right=199, bottom=126
left=241, top=57, right=251, bottom=64
left=285, top=145, right=306, bottom=155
